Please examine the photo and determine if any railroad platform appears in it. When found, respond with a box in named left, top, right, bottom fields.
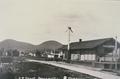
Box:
left=26, top=59, right=120, bottom=79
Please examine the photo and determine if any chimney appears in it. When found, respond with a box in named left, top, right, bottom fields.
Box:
left=79, top=39, right=82, bottom=42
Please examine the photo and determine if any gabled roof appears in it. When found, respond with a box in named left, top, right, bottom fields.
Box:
left=61, top=38, right=115, bottom=50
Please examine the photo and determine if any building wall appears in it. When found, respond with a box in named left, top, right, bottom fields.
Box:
left=96, top=39, right=120, bottom=62
left=71, top=53, right=96, bottom=61
left=100, top=48, right=120, bottom=62
left=71, top=54, right=80, bottom=60
left=70, top=49, right=96, bottom=61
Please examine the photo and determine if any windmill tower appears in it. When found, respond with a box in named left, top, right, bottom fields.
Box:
left=66, top=27, right=73, bottom=63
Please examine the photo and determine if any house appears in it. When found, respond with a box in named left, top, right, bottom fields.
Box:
left=28, top=52, right=36, bottom=57
left=43, top=50, right=63, bottom=61
left=61, top=38, right=120, bottom=69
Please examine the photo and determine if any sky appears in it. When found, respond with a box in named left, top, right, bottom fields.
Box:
left=0, top=0, right=120, bottom=45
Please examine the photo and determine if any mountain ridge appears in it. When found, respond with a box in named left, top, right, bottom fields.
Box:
left=36, top=40, right=63, bottom=50
left=0, top=39, right=63, bottom=51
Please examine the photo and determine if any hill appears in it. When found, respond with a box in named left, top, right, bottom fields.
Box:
left=36, top=40, right=63, bottom=50
left=0, top=39, right=63, bottom=51
left=0, top=39, right=35, bottom=51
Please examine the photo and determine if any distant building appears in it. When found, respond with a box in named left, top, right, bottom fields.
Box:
left=28, top=52, right=36, bottom=57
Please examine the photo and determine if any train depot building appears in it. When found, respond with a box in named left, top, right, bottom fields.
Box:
left=61, top=38, right=120, bottom=70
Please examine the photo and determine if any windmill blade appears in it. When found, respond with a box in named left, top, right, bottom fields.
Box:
left=65, top=29, right=68, bottom=32
left=68, top=27, right=73, bottom=33
left=70, top=29, right=73, bottom=33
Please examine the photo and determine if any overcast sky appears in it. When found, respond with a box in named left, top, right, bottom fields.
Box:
left=0, top=0, right=120, bottom=45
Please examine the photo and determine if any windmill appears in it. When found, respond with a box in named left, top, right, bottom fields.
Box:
left=66, top=27, right=73, bottom=62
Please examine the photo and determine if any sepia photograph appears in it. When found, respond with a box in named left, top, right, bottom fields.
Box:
left=0, top=0, right=120, bottom=79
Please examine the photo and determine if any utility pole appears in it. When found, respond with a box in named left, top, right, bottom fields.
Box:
left=115, top=36, right=118, bottom=70
left=66, top=27, right=73, bottom=63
